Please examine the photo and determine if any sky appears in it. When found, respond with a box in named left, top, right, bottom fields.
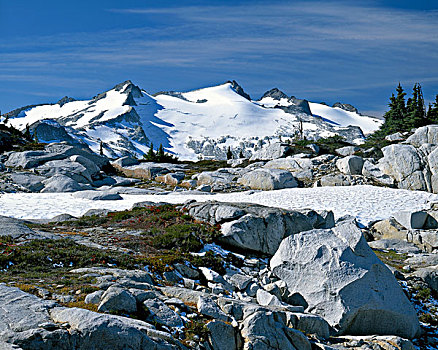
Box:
left=0, top=0, right=437, bottom=116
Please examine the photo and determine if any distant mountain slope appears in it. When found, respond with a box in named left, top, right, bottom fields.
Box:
left=4, top=81, right=382, bottom=160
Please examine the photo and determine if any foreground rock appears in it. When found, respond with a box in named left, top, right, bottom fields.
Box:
left=2, top=143, right=114, bottom=193
left=270, top=219, right=421, bottom=339
left=250, top=142, right=292, bottom=161
left=185, top=201, right=334, bottom=255
left=111, top=161, right=187, bottom=181
left=0, top=284, right=182, bottom=349
left=237, top=168, right=298, bottom=190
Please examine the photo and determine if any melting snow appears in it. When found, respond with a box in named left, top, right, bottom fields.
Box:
left=1, top=185, right=436, bottom=226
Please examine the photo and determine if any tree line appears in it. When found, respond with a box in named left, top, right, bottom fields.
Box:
left=376, top=83, right=438, bottom=137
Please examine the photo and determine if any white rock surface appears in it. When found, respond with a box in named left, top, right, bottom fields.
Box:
left=270, top=220, right=421, bottom=339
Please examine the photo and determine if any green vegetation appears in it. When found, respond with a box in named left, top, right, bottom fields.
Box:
left=413, top=284, right=432, bottom=302
left=371, top=83, right=438, bottom=139
left=226, top=146, right=233, bottom=160
left=143, top=142, right=179, bottom=163
left=183, top=319, right=211, bottom=343
left=372, top=249, right=408, bottom=271
left=291, top=135, right=351, bottom=156
left=0, top=115, right=29, bottom=153
left=0, top=236, right=137, bottom=273
left=29, top=204, right=228, bottom=274
left=419, top=311, right=438, bottom=326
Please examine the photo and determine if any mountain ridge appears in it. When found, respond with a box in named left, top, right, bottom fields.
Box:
left=3, top=80, right=382, bottom=160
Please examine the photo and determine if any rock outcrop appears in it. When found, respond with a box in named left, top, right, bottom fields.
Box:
left=270, top=219, right=421, bottom=339
left=185, top=201, right=334, bottom=255
left=237, top=168, right=298, bottom=190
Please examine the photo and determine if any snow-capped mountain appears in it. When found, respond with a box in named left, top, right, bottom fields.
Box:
left=4, top=81, right=382, bottom=160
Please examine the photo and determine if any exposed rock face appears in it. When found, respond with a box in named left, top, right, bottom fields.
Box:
left=260, top=88, right=289, bottom=101
left=112, top=156, right=140, bottom=168
left=335, top=146, right=359, bottom=156
left=241, top=310, right=311, bottom=350
left=30, top=120, right=86, bottom=147
left=40, top=174, right=83, bottom=193
left=372, top=125, right=438, bottom=193
left=112, top=162, right=187, bottom=181
left=97, top=286, right=137, bottom=314
left=336, top=155, right=364, bottom=175
left=185, top=201, right=334, bottom=255
left=2, top=143, right=113, bottom=193
left=8, top=173, right=46, bottom=192
left=0, top=216, right=39, bottom=240
left=332, top=102, right=359, bottom=113
left=385, top=132, right=405, bottom=142
left=250, top=142, right=292, bottom=161
left=406, top=125, right=438, bottom=147
left=0, top=284, right=182, bottom=349
left=361, top=160, right=395, bottom=186
left=270, top=220, right=421, bottom=339
left=237, top=168, right=298, bottom=190
left=5, top=143, right=108, bottom=170
left=392, top=210, right=428, bottom=230
left=378, top=144, right=430, bottom=191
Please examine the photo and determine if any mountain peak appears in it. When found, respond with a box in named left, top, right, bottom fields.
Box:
left=261, top=88, right=289, bottom=101
left=226, top=80, right=251, bottom=100
left=332, top=102, right=359, bottom=114
left=57, top=96, right=76, bottom=107
left=113, top=80, right=134, bottom=91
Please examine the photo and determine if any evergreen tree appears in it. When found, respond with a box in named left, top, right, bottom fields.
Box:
left=157, top=144, right=165, bottom=161
left=24, top=124, right=32, bottom=141
left=426, top=94, right=438, bottom=124
left=226, top=147, right=233, bottom=160
left=99, top=140, right=104, bottom=156
left=378, top=83, right=407, bottom=135
left=406, top=83, right=426, bottom=129
left=144, top=143, right=156, bottom=161
left=34, top=132, right=39, bottom=144
left=239, top=149, right=244, bottom=158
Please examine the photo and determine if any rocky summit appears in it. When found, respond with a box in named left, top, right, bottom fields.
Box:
left=2, top=88, right=438, bottom=350
left=3, top=80, right=381, bottom=161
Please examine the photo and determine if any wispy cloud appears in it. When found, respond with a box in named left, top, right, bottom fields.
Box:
left=1, top=1, right=437, bottom=113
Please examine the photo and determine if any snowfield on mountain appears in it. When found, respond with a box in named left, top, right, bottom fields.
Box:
left=5, top=81, right=382, bottom=160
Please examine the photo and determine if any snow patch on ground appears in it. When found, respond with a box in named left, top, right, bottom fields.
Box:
left=1, top=186, right=436, bottom=226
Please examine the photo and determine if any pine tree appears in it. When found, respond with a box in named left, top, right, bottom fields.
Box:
left=99, top=140, right=104, bottom=156
left=24, top=124, right=32, bottom=141
left=145, top=143, right=155, bottom=161
left=427, top=94, right=438, bottom=124
left=239, top=149, right=244, bottom=158
left=406, top=83, right=426, bottom=129
left=226, top=147, right=233, bottom=160
left=157, top=144, right=165, bottom=161
left=379, top=83, right=407, bottom=135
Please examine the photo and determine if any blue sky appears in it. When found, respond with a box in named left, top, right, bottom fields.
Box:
left=1, top=0, right=437, bottom=116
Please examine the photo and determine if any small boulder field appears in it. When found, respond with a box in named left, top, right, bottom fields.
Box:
left=0, top=199, right=437, bottom=349
left=3, top=124, right=438, bottom=349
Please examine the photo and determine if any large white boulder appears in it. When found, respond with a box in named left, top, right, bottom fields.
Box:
left=378, top=144, right=429, bottom=191
left=270, top=219, right=421, bottom=339
left=335, top=146, right=359, bottom=156
left=392, top=210, right=428, bottom=230
left=336, top=155, right=364, bottom=175
left=237, top=168, right=298, bottom=190
left=406, top=124, right=438, bottom=147
left=250, top=142, right=292, bottom=161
